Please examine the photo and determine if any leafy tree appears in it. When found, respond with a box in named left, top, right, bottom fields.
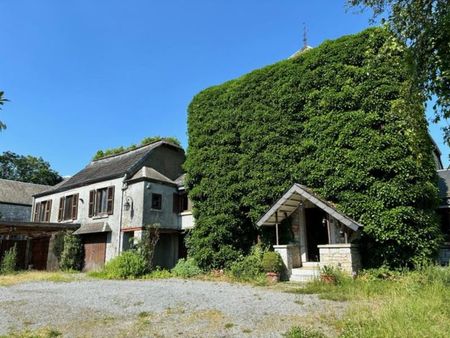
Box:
left=0, top=151, right=63, bottom=185
left=0, top=91, right=7, bottom=131
left=186, top=28, right=441, bottom=269
left=348, top=0, right=450, bottom=147
left=59, top=232, right=83, bottom=271
left=93, top=136, right=182, bottom=160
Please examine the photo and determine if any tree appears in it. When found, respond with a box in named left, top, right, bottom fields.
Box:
left=186, top=28, right=441, bottom=269
left=0, top=91, right=7, bottom=131
left=348, top=0, right=450, bottom=147
left=0, top=151, right=63, bottom=185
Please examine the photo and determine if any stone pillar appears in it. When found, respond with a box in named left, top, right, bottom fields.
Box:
left=273, top=244, right=300, bottom=280
left=318, top=244, right=361, bottom=275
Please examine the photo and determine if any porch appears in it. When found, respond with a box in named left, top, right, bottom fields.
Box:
left=257, top=184, right=363, bottom=280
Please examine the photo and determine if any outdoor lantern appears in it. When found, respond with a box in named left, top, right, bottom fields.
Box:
left=124, top=197, right=133, bottom=211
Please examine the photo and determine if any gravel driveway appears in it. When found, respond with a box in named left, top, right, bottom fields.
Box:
left=0, top=278, right=344, bottom=337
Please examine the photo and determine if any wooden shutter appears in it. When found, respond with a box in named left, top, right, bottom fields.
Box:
left=89, top=190, right=95, bottom=217
left=72, top=194, right=79, bottom=220
left=44, top=200, right=52, bottom=222
left=107, top=186, right=114, bottom=215
left=173, top=193, right=180, bottom=213
left=34, top=202, right=41, bottom=222
left=58, top=197, right=64, bottom=221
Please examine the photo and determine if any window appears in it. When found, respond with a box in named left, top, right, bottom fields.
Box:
left=89, top=186, right=114, bottom=217
left=58, top=194, right=79, bottom=221
left=151, top=193, right=162, bottom=210
left=34, top=200, right=52, bottom=222
left=173, top=192, right=191, bottom=213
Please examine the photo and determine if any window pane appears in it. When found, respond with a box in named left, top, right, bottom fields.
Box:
left=152, top=193, right=162, bottom=210
left=97, top=188, right=108, bottom=214
left=64, top=196, right=73, bottom=220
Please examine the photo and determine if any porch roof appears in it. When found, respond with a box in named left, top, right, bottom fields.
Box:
left=0, top=220, right=80, bottom=237
left=256, top=184, right=363, bottom=231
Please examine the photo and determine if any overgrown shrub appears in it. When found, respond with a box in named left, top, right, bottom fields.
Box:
left=137, top=224, right=160, bottom=271
left=59, top=233, right=83, bottom=271
left=100, top=251, right=148, bottom=279
left=0, top=245, right=17, bottom=274
left=261, top=251, right=283, bottom=273
left=186, top=27, right=441, bottom=269
left=229, top=245, right=267, bottom=281
left=171, top=258, right=203, bottom=278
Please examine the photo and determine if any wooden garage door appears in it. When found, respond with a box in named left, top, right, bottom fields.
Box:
left=83, top=233, right=107, bottom=271
left=31, top=237, right=50, bottom=270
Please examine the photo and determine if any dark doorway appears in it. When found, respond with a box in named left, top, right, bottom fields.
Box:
left=305, top=208, right=329, bottom=262
left=30, top=237, right=50, bottom=270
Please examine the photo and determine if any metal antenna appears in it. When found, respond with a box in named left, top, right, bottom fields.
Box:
left=303, top=22, right=308, bottom=50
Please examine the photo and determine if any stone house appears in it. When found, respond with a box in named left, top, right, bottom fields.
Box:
left=0, top=178, right=50, bottom=221
left=0, top=178, right=76, bottom=270
left=33, top=141, right=193, bottom=271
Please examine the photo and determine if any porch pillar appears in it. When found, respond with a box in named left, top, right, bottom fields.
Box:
left=275, top=211, right=279, bottom=245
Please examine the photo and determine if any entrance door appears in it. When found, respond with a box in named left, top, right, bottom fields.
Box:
left=305, top=208, right=329, bottom=262
left=83, top=233, right=107, bottom=271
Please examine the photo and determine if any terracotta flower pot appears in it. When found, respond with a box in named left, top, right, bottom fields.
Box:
left=266, top=272, right=280, bottom=284
left=320, top=274, right=336, bottom=284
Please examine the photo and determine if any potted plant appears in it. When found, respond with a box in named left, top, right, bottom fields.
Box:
left=320, top=265, right=338, bottom=284
left=261, top=251, right=283, bottom=283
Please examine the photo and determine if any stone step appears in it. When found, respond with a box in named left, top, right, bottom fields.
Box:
left=290, top=266, right=321, bottom=282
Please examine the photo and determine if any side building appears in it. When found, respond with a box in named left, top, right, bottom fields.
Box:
left=33, top=141, right=194, bottom=271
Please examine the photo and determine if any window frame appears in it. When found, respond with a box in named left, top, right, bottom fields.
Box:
left=89, top=186, right=115, bottom=217
left=34, top=199, right=52, bottom=222
left=58, top=193, right=79, bottom=221
left=151, top=193, right=162, bottom=210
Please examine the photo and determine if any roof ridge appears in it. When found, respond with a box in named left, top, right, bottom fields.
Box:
left=92, top=140, right=165, bottom=162
left=0, top=178, right=52, bottom=188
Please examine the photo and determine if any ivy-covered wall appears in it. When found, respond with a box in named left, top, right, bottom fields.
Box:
left=185, top=28, right=441, bottom=269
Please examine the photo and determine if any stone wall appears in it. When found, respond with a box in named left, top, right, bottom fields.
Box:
left=274, top=244, right=301, bottom=280
left=318, top=244, right=361, bottom=275
left=0, top=203, right=31, bottom=222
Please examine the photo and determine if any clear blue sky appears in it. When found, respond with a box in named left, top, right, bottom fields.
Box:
left=0, top=0, right=448, bottom=176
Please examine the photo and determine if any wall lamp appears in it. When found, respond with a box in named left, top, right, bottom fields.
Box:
left=124, top=197, right=134, bottom=211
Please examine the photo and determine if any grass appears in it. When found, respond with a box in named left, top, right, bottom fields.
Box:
left=0, top=271, right=80, bottom=286
left=285, top=265, right=450, bottom=337
left=1, top=328, right=62, bottom=338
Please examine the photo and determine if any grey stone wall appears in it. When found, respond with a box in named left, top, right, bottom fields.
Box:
left=318, top=244, right=361, bottom=274
left=0, top=203, right=31, bottom=221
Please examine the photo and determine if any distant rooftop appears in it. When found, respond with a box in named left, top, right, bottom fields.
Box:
left=0, top=179, right=51, bottom=205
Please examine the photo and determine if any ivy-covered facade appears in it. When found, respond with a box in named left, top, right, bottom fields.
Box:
left=185, top=27, right=442, bottom=269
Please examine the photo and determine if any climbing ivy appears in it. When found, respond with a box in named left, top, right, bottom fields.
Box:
left=185, top=28, right=442, bottom=269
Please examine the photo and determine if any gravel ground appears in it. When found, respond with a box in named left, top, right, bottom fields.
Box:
left=0, top=278, right=345, bottom=337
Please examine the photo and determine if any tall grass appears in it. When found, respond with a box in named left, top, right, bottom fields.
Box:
left=287, top=266, right=450, bottom=337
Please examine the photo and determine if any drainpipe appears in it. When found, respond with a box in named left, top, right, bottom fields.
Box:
left=118, top=174, right=127, bottom=255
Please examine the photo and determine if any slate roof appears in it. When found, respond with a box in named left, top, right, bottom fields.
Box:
left=35, top=141, right=182, bottom=197
left=175, top=174, right=186, bottom=187
left=0, top=179, right=51, bottom=205
left=438, top=169, right=450, bottom=198
left=128, top=166, right=176, bottom=185
left=257, top=183, right=362, bottom=231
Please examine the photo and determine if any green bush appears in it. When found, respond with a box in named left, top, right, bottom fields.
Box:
left=185, top=27, right=441, bottom=269
left=229, top=245, right=267, bottom=281
left=261, top=251, right=283, bottom=273
left=171, top=258, right=202, bottom=278
left=0, top=245, right=18, bottom=274
left=101, top=251, right=148, bottom=279
left=59, top=233, right=83, bottom=271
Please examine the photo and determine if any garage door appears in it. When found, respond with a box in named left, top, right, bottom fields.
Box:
left=31, top=237, right=50, bottom=270
left=83, top=233, right=107, bottom=271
